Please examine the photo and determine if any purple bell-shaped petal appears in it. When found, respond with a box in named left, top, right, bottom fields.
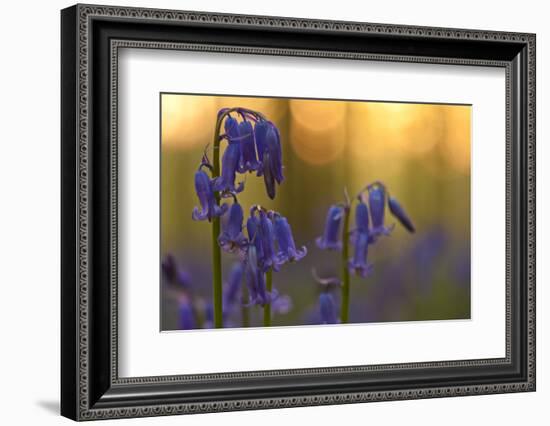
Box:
left=259, top=210, right=280, bottom=271
left=223, top=262, right=244, bottom=316
left=244, top=245, right=259, bottom=303
left=355, top=201, right=370, bottom=234
left=213, top=116, right=245, bottom=193
left=244, top=245, right=269, bottom=306
left=255, top=120, right=283, bottom=199
left=319, top=292, right=338, bottom=324
left=272, top=213, right=307, bottom=265
left=192, top=169, right=228, bottom=221
left=388, top=196, right=415, bottom=233
left=266, top=123, right=284, bottom=184
left=262, top=151, right=276, bottom=200
left=213, top=141, right=244, bottom=194
left=224, top=115, right=240, bottom=141
left=178, top=298, right=195, bottom=330
left=246, top=214, right=264, bottom=262
left=368, top=185, right=393, bottom=239
left=316, top=205, right=343, bottom=250
left=255, top=268, right=269, bottom=306
left=254, top=120, right=269, bottom=166
left=351, top=200, right=376, bottom=244
left=349, top=231, right=373, bottom=278
left=238, top=120, right=260, bottom=173
left=218, top=202, right=247, bottom=253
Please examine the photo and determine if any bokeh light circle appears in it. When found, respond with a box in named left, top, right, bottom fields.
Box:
left=289, top=99, right=347, bottom=166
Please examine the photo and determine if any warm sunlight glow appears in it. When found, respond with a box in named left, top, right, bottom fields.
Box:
left=440, top=106, right=471, bottom=174
left=161, top=95, right=217, bottom=150
left=289, top=100, right=347, bottom=165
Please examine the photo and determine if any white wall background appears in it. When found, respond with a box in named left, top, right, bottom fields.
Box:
left=0, top=0, right=546, bottom=424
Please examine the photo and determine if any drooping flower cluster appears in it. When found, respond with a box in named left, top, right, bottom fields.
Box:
left=312, top=182, right=415, bottom=325
left=242, top=206, right=306, bottom=306
left=191, top=108, right=285, bottom=205
left=191, top=107, right=302, bottom=327
left=316, top=182, right=415, bottom=279
left=216, top=202, right=307, bottom=290
left=215, top=203, right=304, bottom=315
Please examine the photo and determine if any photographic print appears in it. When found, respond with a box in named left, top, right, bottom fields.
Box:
left=160, top=94, right=471, bottom=331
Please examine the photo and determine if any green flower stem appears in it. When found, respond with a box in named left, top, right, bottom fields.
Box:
left=341, top=206, right=351, bottom=323
left=208, top=107, right=268, bottom=329
left=211, top=217, right=222, bottom=328
left=263, top=269, right=273, bottom=327
left=211, top=118, right=224, bottom=328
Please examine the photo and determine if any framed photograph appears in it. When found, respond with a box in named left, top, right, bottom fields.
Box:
left=61, top=4, right=536, bottom=421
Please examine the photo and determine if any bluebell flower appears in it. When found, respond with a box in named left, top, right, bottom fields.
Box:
left=355, top=201, right=370, bottom=234
left=246, top=214, right=264, bottom=261
left=265, top=123, right=283, bottom=184
left=254, top=120, right=269, bottom=165
left=258, top=210, right=279, bottom=271
left=224, top=115, right=240, bottom=141
left=349, top=231, right=373, bottom=278
left=272, top=213, right=307, bottom=264
left=262, top=151, right=277, bottom=200
left=223, top=262, right=244, bottom=316
left=316, top=205, right=343, bottom=250
left=368, top=185, right=393, bottom=238
left=244, top=245, right=269, bottom=306
left=178, top=298, right=195, bottom=330
left=271, top=293, right=292, bottom=315
left=255, top=121, right=283, bottom=199
left=213, top=141, right=244, bottom=193
left=350, top=201, right=376, bottom=245
left=238, top=120, right=260, bottom=173
left=192, top=169, right=228, bottom=221
left=213, top=117, right=244, bottom=193
left=246, top=208, right=280, bottom=271
left=253, top=267, right=269, bottom=306
left=218, top=202, right=247, bottom=253
left=161, top=254, right=192, bottom=289
left=388, top=196, right=415, bottom=233
left=319, top=293, right=338, bottom=324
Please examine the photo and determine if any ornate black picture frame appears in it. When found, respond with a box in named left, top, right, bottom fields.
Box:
left=61, top=4, right=536, bottom=421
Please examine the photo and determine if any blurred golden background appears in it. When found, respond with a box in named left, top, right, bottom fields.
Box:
left=161, top=94, right=471, bottom=330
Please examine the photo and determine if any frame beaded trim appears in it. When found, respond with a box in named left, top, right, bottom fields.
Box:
left=81, top=382, right=530, bottom=420
left=74, top=4, right=535, bottom=420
